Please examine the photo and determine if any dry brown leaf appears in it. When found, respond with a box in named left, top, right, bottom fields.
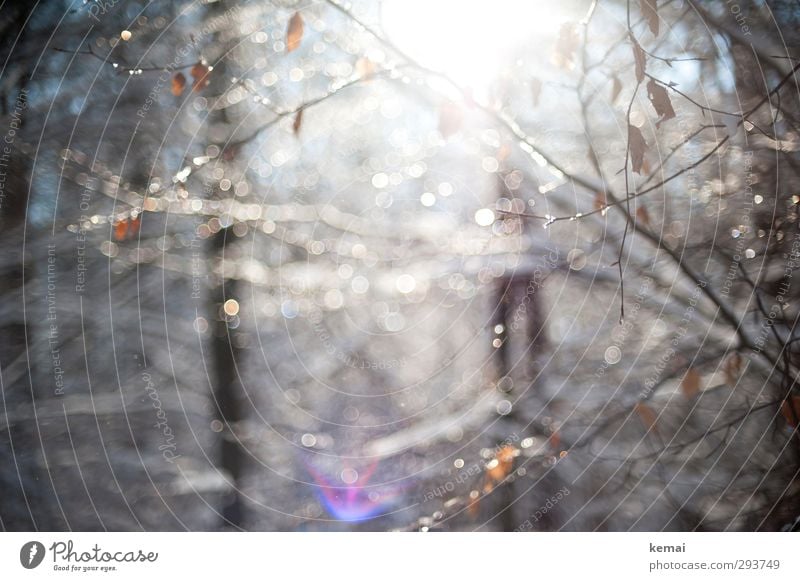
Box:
left=635, top=402, right=658, bottom=432
left=723, top=352, right=743, bottom=387
left=497, top=143, right=512, bottom=162
left=553, top=22, right=578, bottom=69
left=593, top=190, right=607, bottom=212
left=129, top=216, right=141, bottom=239
left=355, top=56, right=376, bottom=79
left=190, top=63, right=210, bottom=92
left=640, top=155, right=652, bottom=174
left=781, top=396, right=800, bottom=428
left=467, top=490, right=481, bottom=518
left=628, top=124, right=647, bottom=174
left=681, top=367, right=701, bottom=398
left=640, top=0, right=659, bottom=37
left=113, top=219, right=128, bottom=242
left=438, top=102, right=463, bottom=138
left=293, top=108, right=303, bottom=135
left=112, top=216, right=141, bottom=242
left=632, top=39, right=646, bottom=83
left=531, top=77, right=542, bottom=107
left=286, top=12, right=304, bottom=53
left=483, top=445, right=517, bottom=493
left=171, top=72, right=186, bottom=96
left=636, top=205, right=651, bottom=226
left=221, top=143, right=241, bottom=162
left=647, top=79, right=676, bottom=126
left=548, top=429, right=561, bottom=451
left=611, top=75, right=622, bottom=105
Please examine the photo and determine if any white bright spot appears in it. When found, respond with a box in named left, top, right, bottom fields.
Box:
left=375, top=191, right=393, bottom=208
left=341, top=468, right=359, bottom=484
left=120, top=30, right=132, bottom=41
left=567, top=248, right=587, bottom=271
left=351, top=275, right=370, bottom=294
left=372, top=173, right=389, bottom=188
left=223, top=299, right=240, bottom=316
left=629, top=110, right=646, bottom=128
left=396, top=274, right=417, bottom=294
left=100, top=241, right=118, bottom=258
left=324, top=289, right=344, bottom=309
left=482, top=157, right=499, bottom=173
left=604, top=346, right=622, bottom=365
left=383, top=0, right=565, bottom=93
left=745, top=248, right=756, bottom=259
left=420, top=192, right=436, bottom=206
left=384, top=312, right=406, bottom=331
left=193, top=317, right=208, bottom=334
left=175, top=166, right=191, bottom=182
left=352, top=243, right=367, bottom=258
left=475, top=208, right=495, bottom=226
left=281, top=300, right=298, bottom=318
left=301, top=433, right=316, bottom=447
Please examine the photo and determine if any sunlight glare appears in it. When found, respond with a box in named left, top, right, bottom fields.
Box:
left=382, top=0, right=563, bottom=93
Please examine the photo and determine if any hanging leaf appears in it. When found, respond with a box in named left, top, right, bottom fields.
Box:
left=632, top=39, right=646, bottom=83
left=286, top=12, right=304, bottom=53
left=681, top=367, right=701, bottom=398
left=483, top=445, right=517, bottom=493
left=646, top=79, right=676, bottom=126
left=593, top=190, right=607, bottom=212
left=190, top=63, right=211, bottom=92
left=553, top=22, right=578, bottom=69
left=634, top=401, right=658, bottom=432
left=628, top=124, right=647, bottom=174
left=128, top=215, right=141, bottom=238
left=112, top=215, right=141, bottom=242
left=293, top=108, right=304, bottom=135
left=355, top=56, right=376, bottom=79
left=171, top=72, right=187, bottom=96
left=640, top=0, right=659, bottom=37
left=531, top=77, right=543, bottom=107
left=113, top=219, right=128, bottom=242
left=497, top=143, right=512, bottom=162
left=438, top=102, right=463, bottom=138
left=723, top=352, right=743, bottom=387
left=781, top=396, right=800, bottom=428
left=222, top=142, right=242, bottom=162
left=487, top=446, right=516, bottom=482
left=467, top=490, right=481, bottom=518
left=548, top=429, right=561, bottom=451
left=640, top=155, right=652, bottom=174
left=636, top=205, right=651, bottom=226
left=610, top=75, right=622, bottom=105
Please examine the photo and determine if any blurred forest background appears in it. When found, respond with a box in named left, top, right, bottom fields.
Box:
left=1, top=0, right=799, bottom=531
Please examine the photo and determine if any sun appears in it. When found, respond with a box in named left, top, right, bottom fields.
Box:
left=381, top=0, right=565, bottom=94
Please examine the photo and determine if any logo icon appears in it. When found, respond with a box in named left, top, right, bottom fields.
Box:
left=19, top=541, right=45, bottom=569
